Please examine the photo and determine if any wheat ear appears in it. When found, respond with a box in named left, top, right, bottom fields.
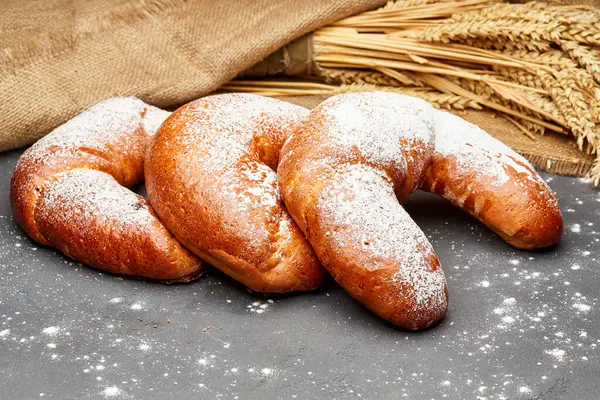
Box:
left=560, top=41, right=600, bottom=85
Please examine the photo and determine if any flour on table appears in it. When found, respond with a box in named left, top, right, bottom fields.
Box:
left=101, top=386, right=122, bottom=398
left=42, top=326, right=60, bottom=335
left=572, top=303, right=591, bottom=312
left=545, top=348, right=566, bottom=362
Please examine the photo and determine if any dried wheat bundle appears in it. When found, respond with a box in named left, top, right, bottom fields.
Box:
left=311, top=0, right=600, bottom=184
left=220, top=80, right=483, bottom=110
left=224, top=0, right=600, bottom=184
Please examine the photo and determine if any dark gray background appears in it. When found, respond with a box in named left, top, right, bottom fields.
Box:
left=1, top=148, right=598, bottom=400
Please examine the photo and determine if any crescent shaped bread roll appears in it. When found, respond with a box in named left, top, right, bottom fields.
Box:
left=278, top=92, right=448, bottom=330
left=145, top=94, right=325, bottom=293
left=278, top=92, right=563, bottom=329
left=11, top=97, right=203, bottom=282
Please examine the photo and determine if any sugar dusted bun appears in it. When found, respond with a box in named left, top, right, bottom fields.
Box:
left=278, top=92, right=562, bottom=329
left=11, top=97, right=203, bottom=282
left=278, top=92, right=448, bottom=330
left=145, top=94, right=325, bottom=293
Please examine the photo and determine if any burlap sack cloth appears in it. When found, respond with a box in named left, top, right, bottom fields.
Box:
left=0, top=0, right=385, bottom=151
left=1, top=0, right=597, bottom=176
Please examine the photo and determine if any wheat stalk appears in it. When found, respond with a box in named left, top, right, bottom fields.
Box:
left=560, top=24, right=600, bottom=46
left=463, top=37, right=552, bottom=52
left=320, top=68, right=406, bottom=86
left=556, top=71, right=600, bottom=152
left=560, top=41, right=600, bottom=85
left=449, top=2, right=598, bottom=25
left=504, top=116, right=541, bottom=139
left=492, top=67, right=543, bottom=89
left=538, top=69, right=596, bottom=152
left=501, top=49, right=576, bottom=67
left=231, top=0, right=600, bottom=183
left=423, top=17, right=600, bottom=47
left=591, top=156, right=600, bottom=186
left=515, top=90, right=566, bottom=127
left=382, top=0, right=460, bottom=10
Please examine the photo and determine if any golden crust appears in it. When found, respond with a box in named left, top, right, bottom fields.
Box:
left=145, top=94, right=325, bottom=293
left=421, top=110, right=563, bottom=250
left=421, top=154, right=563, bottom=249
left=10, top=98, right=203, bottom=282
left=278, top=93, right=449, bottom=330
left=279, top=92, right=563, bottom=329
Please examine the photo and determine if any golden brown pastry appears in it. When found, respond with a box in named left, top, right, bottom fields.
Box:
left=420, top=110, right=563, bottom=250
left=145, top=93, right=325, bottom=293
left=278, top=92, right=562, bottom=330
left=11, top=97, right=203, bottom=282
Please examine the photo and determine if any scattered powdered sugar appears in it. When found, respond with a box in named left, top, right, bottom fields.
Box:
left=42, top=326, right=60, bottom=336
left=496, top=298, right=519, bottom=329
left=101, top=386, right=122, bottom=397
left=109, top=298, right=122, bottom=304
left=545, top=348, right=566, bottom=362
left=503, top=298, right=516, bottom=306
left=139, top=343, right=151, bottom=351
left=572, top=303, right=591, bottom=312
left=571, top=224, right=581, bottom=233
left=0, top=329, right=10, bottom=337
left=261, top=367, right=275, bottom=377
left=198, top=358, right=210, bottom=366
left=432, top=110, right=540, bottom=188
left=130, top=303, right=143, bottom=310
left=247, top=299, right=274, bottom=314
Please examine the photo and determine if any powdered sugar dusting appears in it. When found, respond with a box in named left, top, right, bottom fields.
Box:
left=432, top=110, right=540, bottom=187
left=100, top=386, right=122, bottom=397
left=38, top=169, right=155, bottom=231
left=142, top=108, right=171, bottom=136
left=22, top=97, right=166, bottom=168
left=151, top=93, right=309, bottom=271
left=183, top=93, right=308, bottom=176
left=317, top=164, right=447, bottom=325
left=42, top=326, right=60, bottom=335
left=545, top=348, right=566, bottom=362
left=323, top=92, right=434, bottom=171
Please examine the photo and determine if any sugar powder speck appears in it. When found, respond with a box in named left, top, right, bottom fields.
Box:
left=101, top=386, right=122, bottom=397
left=42, top=326, right=60, bottom=335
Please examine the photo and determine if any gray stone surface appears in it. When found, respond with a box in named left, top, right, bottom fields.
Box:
left=0, top=148, right=599, bottom=400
